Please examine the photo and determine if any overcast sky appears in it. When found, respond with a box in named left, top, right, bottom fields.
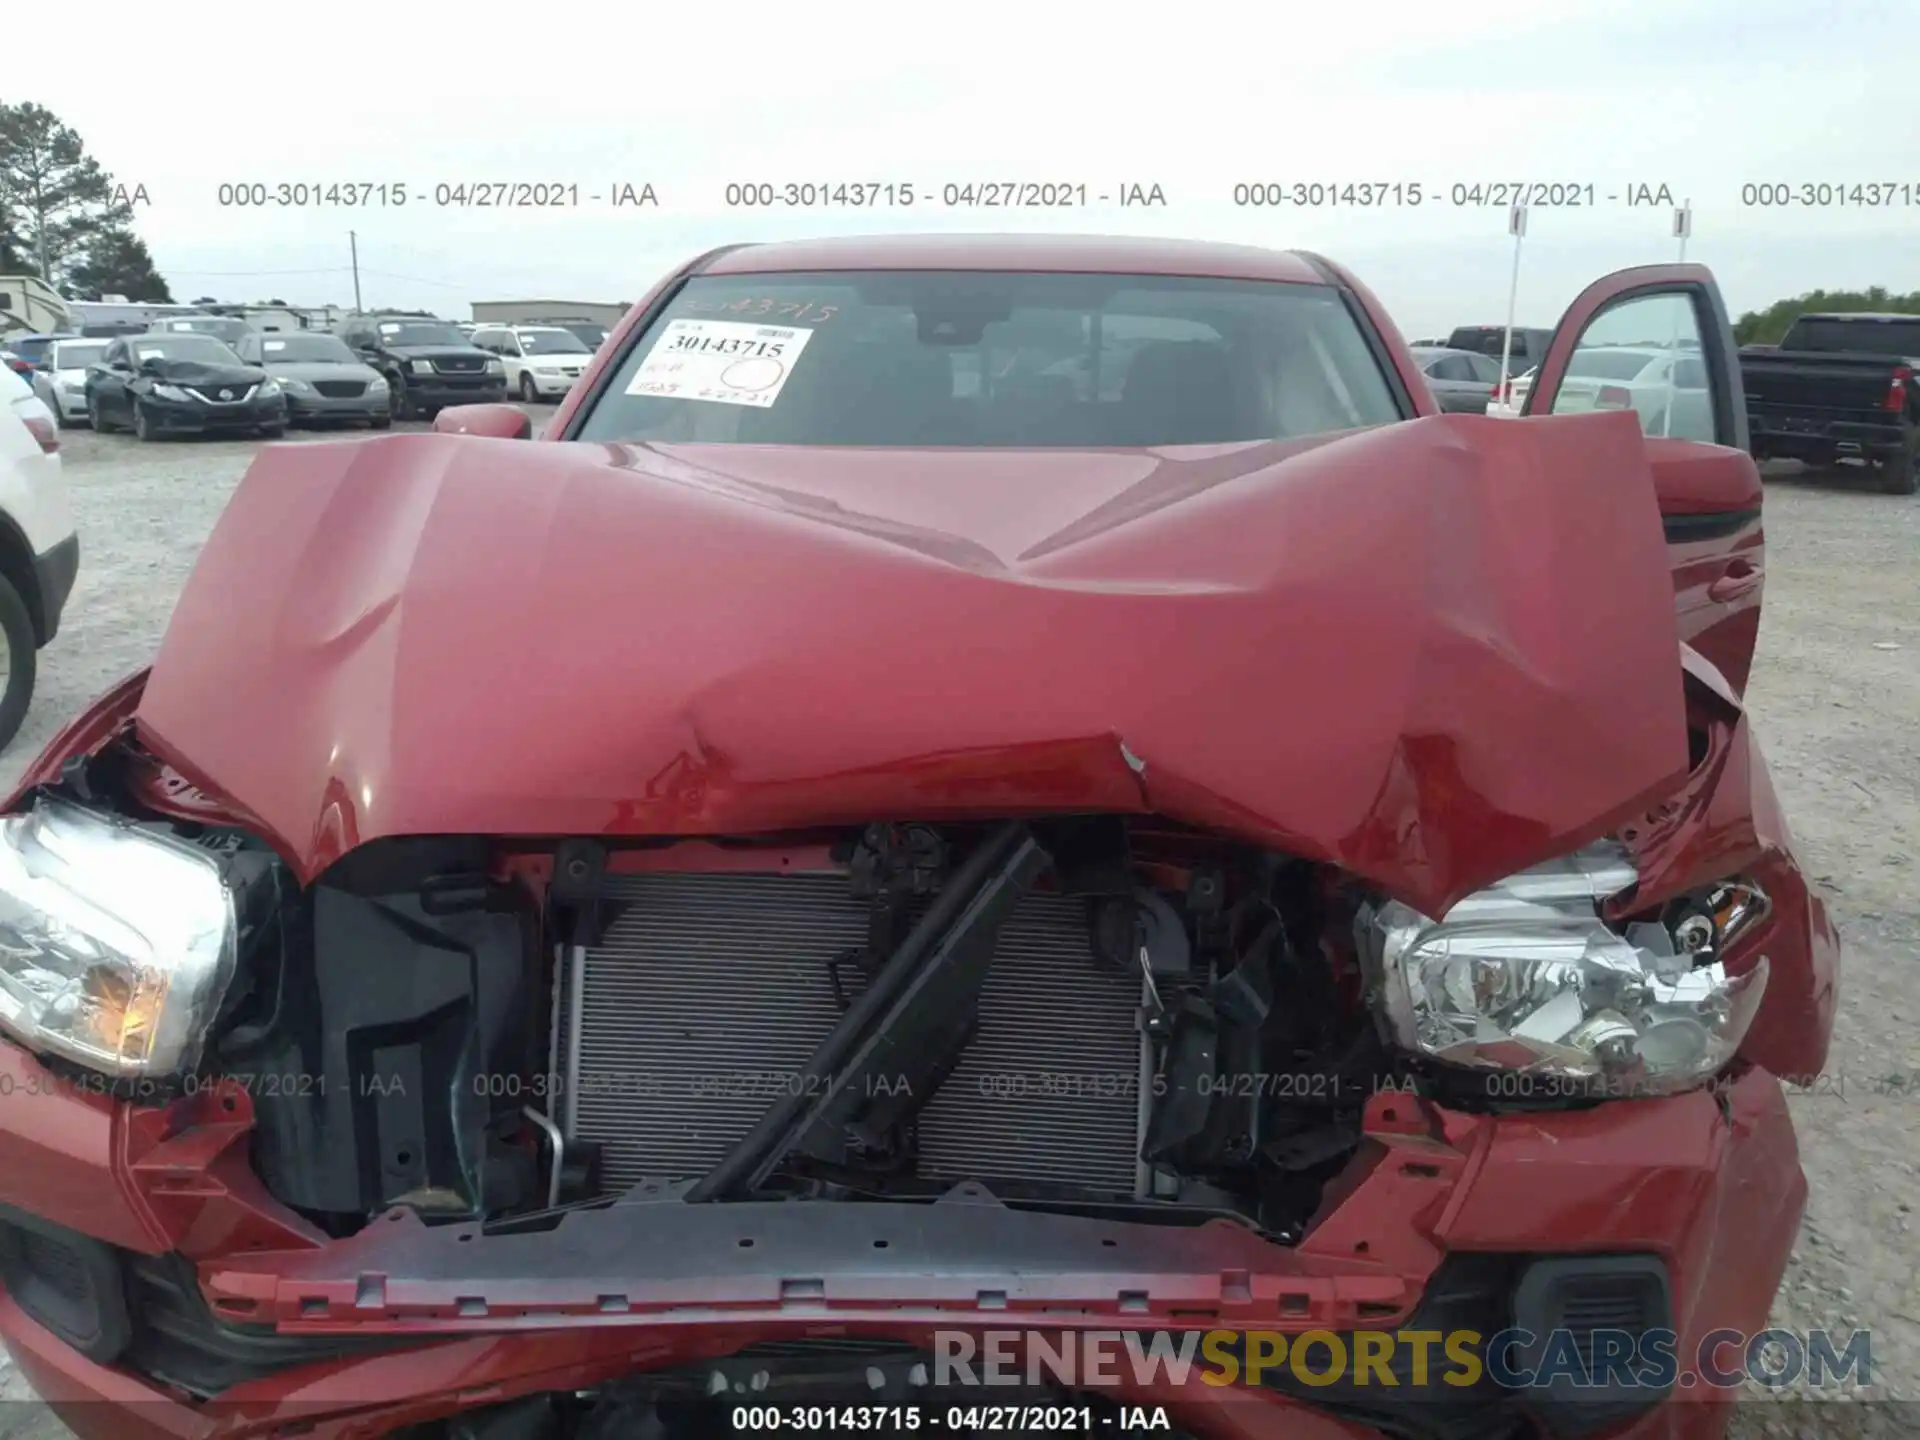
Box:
left=18, top=0, right=1918, bottom=334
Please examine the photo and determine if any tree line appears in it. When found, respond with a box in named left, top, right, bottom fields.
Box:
left=1732, top=288, right=1920, bottom=346
left=0, top=100, right=172, bottom=301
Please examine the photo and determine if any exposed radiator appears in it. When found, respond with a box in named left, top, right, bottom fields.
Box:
left=558, top=872, right=1144, bottom=1197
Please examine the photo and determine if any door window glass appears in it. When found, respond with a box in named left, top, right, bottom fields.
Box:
left=1549, top=293, right=1717, bottom=443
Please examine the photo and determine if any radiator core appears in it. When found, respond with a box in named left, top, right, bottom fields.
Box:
left=559, top=872, right=1144, bottom=1197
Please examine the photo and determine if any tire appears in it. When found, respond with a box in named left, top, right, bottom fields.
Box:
left=0, top=574, right=40, bottom=755
left=1873, top=433, right=1920, bottom=495
left=371, top=414, right=392, bottom=430
left=132, top=403, right=157, bottom=441
left=389, top=376, right=413, bottom=422
left=257, top=424, right=286, bottom=439
left=88, top=398, right=111, bottom=433
left=518, top=371, right=538, bottom=402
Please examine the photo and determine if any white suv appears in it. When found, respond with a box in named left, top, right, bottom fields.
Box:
left=470, top=325, right=596, bottom=402
left=0, top=368, right=81, bottom=752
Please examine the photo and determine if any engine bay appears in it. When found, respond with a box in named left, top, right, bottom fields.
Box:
left=182, top=810, right=1394, bottom=1241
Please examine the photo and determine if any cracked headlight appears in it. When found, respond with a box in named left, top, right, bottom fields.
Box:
left=0, top=798, right=238, bottom=1078
left=1358, top=842, right=1768, bottom=1095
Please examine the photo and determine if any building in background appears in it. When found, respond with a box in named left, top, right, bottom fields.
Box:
left=469, top=298, right=630, bottom=327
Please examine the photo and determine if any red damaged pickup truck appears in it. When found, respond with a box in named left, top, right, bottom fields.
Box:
left=0, top=235, right=1838, bottom=1439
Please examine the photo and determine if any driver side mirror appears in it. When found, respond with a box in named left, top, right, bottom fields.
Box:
left=433, top=403, right=532, bottom=440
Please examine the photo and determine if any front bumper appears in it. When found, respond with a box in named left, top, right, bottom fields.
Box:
left=401, top=377, right=508, bottom=406
left=524, top=372, right=582, bottom=397
left=283, top=391, right=390, bottom=422
left=0, top=1054, right=1804, bottom=1440
left=135, top=394, right=287, bottom=435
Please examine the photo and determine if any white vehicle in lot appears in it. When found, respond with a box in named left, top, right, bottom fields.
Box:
left=0, top=367, right=80, bottom=751
left=1486, top=368, right=1534, bottom=418
left=470, top=324, right=596, bottom=402
left=1486, top=347, right=1711, bottom=438
left=1545, top=345, right=1714, bottom=438
left=29, top=337, right=111, bottom=428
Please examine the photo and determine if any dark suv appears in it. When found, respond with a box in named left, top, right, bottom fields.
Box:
left=334, top=315, right=506, bottom=420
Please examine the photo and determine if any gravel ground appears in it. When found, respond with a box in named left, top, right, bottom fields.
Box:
left=0, top=427, right=1914, bottom=1438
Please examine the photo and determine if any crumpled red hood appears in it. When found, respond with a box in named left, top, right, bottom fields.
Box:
left=136, top=413, right=1687, bottom=915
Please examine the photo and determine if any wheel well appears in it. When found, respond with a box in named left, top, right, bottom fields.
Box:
left=0, top=519, right=45, bottom=644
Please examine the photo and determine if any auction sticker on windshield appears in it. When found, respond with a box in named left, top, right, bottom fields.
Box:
left=625, top=319, right=814, bottom=408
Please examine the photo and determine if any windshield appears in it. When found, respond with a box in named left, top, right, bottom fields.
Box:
left=1566, top=350, right=1659, bottom=381
left=11, top=337, right=59, bottom=365
left=572, top=272, right=1403, bottom=447
left=51, top=342, right=107, bottom=370
left=375, top=322, right=467, bottom=346
left=259, top=335, right=356, bottom=363
left=518, top=329, right=592, bottom=355
left=1785, top=318, right=1920, bottom=357
left=130, top=335, right=244, bottom=366
left=564, top=324, right=608, bottom=347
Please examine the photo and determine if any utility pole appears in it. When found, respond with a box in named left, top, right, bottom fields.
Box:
left=349, top=231, right=363, bottom=313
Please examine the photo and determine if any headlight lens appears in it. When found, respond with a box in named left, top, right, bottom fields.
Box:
left=1359, top=842, right=1768, bottom=1095
left=367, top=375, right=389, bottom=392
left=258, top=380, right=282, bottom=398
left=485, top=359, right=505, bottom=375
left=0, top=799, right=238, bottom=1078
left=277, top=377, right=311, bottom=393
left=409, top=358, right=435, bottom=374
left=151, top=383, right=192, bottom=402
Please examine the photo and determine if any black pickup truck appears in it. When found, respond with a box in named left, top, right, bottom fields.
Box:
left=1740, top=312, right=1920, bottom=494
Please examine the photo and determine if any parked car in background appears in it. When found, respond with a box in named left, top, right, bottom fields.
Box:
left=233, top=331, right=391, bottom=429
left=2, top=334, right=70, bottom=372
left=0, top=238, right=1828, bottom=1440
left=335, top=315, right=506, bottom=420
left=0, top=366, right=79, bottom=751
left=538, top=318, right=611, bottom=350
left=1410, top=344, right=1505, bottom=412
left=1446, top=324, right=1555, bottom=407
left=29, top=338, right=111, bottom=427
left=1485, top=367, right=1536, bottom=417
left=470, top=323, right=596, bottom=400
left=84, top=332, right=286, bottom=440
left=1740, top=311, right=1920, bottom=494
left=1527, top=344, right=1714, bottom=438
left=147, top=315, right=254, bottom=347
